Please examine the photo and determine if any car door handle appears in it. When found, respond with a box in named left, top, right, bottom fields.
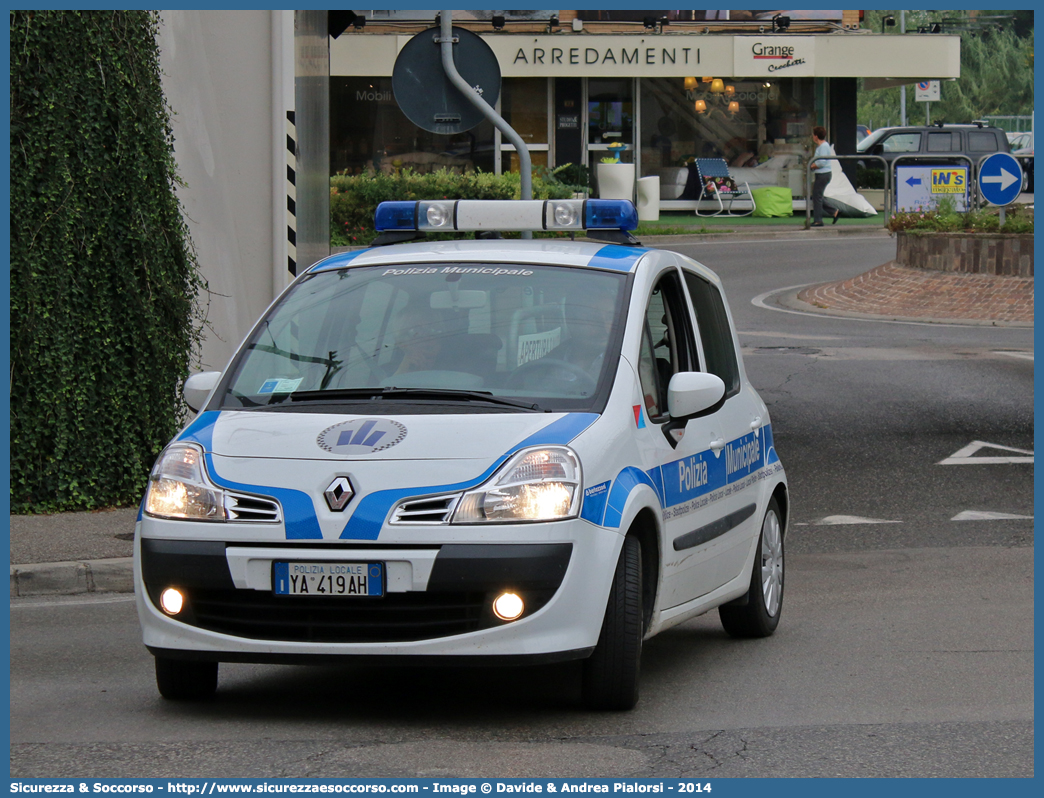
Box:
left=750, top=417, right=762, bottom=431
left=710, top=438, right=726, bottom=451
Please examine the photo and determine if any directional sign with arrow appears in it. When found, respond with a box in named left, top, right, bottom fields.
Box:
left=977, top=152, right=1023, bottom=206
left=895, top=165, right=969, bottom=211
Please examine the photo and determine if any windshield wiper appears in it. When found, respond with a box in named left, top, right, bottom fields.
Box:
left=283, top=386, right=542, bottom=411
left=379, top=387, right=543, bottom=411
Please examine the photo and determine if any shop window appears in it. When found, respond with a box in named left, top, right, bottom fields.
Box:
left=501, top=78, right=548, bottom=146
left=638, top=77, right=814, bottom=198
left=588, top=78, right=634, bottom=176
left=499, top=78, right=550, bottom=175
left=329, top=77, right=494, bottom=176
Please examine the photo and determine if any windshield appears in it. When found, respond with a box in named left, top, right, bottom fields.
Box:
left=219, top=262, right=629, bottom=413
left=856, top=127, right=893, bottom=152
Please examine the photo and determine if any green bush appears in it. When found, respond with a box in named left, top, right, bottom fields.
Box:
left=886, top=197, right=1034, bottom=234
left=856, top=166, right=885, bottom=190
left=10, top=11, right=205, bottom=513
left=330, top=169, right=573, bottom=246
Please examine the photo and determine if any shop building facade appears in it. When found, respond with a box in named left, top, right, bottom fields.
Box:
left=157, top=10, right=959, bottom=372
left=329, top=11, right=959, bottom=206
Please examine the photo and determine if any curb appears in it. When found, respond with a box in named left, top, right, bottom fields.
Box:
left=640, top=225, right=892, bottom=246
left=767, top=285, right=1034, bottom=328
left=10, top=557, right=134, bottom=598
left=331, top=225, right=893, bottom=254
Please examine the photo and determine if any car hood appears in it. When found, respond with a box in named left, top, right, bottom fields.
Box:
left=172, top=410, right=599, bottom=541
left=177, top=409, right=596, bottom=462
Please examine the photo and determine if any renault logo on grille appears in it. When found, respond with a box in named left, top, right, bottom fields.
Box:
left=324, top=477, right=354, bottom=511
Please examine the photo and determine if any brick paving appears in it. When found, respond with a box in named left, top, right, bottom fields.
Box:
left=797, top=262, right=1034, bottom=324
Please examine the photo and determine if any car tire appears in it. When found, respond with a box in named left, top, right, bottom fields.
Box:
left=582, top=535, right=642, bottom=711
left=719, top=497, right=784, bottom=638
left=155, top=657, right=218, bottom=700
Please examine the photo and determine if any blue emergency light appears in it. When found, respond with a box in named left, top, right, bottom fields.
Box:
left=373, top=199, right=639, bottom=234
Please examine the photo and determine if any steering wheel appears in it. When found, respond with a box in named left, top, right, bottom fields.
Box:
left=506, top=358, right=597, bottom=394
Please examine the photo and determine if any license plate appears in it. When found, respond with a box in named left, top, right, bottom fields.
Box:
left=273, top=561, right=384, bottom=597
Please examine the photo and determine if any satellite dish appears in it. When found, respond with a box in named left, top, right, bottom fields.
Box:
left=392, top=26, right=501, bottom=135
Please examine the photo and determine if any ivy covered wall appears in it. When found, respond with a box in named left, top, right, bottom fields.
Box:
left=10, top=10, right=206, bottom=513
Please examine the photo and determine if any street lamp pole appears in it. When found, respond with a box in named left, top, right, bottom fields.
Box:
left=900, top=11, right=907, bottom=126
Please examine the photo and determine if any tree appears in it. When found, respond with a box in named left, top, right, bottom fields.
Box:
left=858, top=10, right=1034, bottom=128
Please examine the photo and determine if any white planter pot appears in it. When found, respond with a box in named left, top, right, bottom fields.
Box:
left=859, top=189, right=885, bottom=211
left=636, top=176, right=660, bottom=221
left=596, top=163, right=636, bottom=201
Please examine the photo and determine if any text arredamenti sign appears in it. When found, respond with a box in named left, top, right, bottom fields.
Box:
left=733, top=37, right=816, bottom=77
left=486, top=35, right=733, bottom=77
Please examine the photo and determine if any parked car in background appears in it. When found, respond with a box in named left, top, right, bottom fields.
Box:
left=857, top=122, right=1011, bottom=168
left=856, top=125, right=871, bottom=144
left=1009, top=132, right=1033, bottom=193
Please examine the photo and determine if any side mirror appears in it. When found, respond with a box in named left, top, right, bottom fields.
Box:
left=183, top=371, right=222, bottom=413
left=668, top=372, right=726, bottom=419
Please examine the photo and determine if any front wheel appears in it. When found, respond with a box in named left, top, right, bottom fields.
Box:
left=582, top=536, right=643, bottom=711
left=155, top=657, right=218, bottom=700
left=719, top=497, right=784, bottom=638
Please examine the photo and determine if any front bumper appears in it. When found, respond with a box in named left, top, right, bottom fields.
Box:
left=135, top=518, right=621, bottom=661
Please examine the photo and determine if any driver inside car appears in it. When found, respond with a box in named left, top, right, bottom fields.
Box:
left=545, top=286, right=617, bottom=377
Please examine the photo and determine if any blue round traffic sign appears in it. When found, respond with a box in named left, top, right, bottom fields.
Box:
left=978, top=152, right=1023, bottom=206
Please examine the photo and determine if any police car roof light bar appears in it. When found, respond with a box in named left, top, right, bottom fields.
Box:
left=374, top=199, right=639, bottom=234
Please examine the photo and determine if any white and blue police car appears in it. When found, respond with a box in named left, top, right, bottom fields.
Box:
left=135, top=198, right=788, bottom=710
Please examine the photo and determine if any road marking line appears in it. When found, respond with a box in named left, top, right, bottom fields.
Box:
left=811, top=515, right=901, bottom=526
left=938, top=440, right=1034, bottom=465
left=995, top=351, right=1034, bottom=361
left=952, top=510, right=1033, bottom=521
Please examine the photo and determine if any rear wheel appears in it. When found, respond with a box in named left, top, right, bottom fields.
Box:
left=155, top=657, right=218, bottom=700
left=582, top=536, right=643, bottom=711
left=719, top=498, right=784, bottom=638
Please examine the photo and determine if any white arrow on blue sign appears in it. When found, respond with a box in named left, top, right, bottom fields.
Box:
left=978, top=152, right=1023, bottom=206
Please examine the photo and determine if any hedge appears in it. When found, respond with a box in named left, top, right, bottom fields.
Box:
left=10, top=11, right=206, bottom=513
left=331, top=169, right=575, bottom=246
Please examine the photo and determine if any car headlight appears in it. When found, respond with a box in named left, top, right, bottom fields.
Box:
left=452, top=447, right=582, bottom=523
left=144, top=443, right=226, bottom=521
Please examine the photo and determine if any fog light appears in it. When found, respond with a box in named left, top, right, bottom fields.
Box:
left=160, top=587, right=185, bottom=615
left=492, top=591, right=524, bottom=621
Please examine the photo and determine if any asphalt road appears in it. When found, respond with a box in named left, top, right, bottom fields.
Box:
left=10, top=235, right=1035, bottom=778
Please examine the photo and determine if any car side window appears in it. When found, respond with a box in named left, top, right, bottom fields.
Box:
left=637, top=271, right=697, bottom=421
left=882, top=133, right=921, bottom=153
left=683, top=272, right=741, bottom=399
left=968, top=131, right=1000, bottom=151
left=927, top=132, right=956, bottom=152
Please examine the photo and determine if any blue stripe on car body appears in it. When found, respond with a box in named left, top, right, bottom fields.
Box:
left=339, top=412, right=598, bottom=539
left=307, top=249, right=373, bottom=273
left=602, top=467, right=662, bottom=529
left=587, top=245, right=648, bottom=272
left=176, top=411, right=323, bottom=539
left=173, top=410, right=598, bottom=541
left=597, top=423, right=778, bottom=529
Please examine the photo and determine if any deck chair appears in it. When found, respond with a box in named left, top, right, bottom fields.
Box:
left=693, top=158, right=756, bottom=217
